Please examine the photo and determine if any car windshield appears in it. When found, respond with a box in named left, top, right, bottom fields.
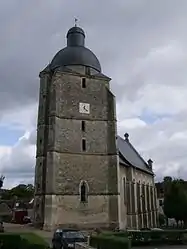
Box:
left=63, top=231, right=84, bottom=239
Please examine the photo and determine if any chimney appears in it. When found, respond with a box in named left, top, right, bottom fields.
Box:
left=147, top=159, right=153, bottom=169
left=124, top=133, right=129, bottom=142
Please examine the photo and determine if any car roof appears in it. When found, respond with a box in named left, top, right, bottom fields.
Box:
left=55, top=228, right=80, bottom=232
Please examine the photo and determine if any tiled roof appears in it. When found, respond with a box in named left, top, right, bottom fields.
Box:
left=117, top=135, right=153, bottom=175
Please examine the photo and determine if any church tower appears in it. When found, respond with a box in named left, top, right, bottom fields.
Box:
left=34, top=25, right=119, bottom=230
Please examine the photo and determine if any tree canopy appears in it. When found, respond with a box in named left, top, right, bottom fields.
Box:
left=1, top=184, right=34, bottom=200
left=163, top=177, right=187, bottom=225
left=0, top=176, right=5, bottom=189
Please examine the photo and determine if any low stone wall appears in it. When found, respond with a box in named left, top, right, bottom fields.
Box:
left=75, top=242, right=95, bottom=249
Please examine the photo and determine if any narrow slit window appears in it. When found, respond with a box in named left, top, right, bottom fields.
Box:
left=81, top=78, right=86, bottom=88
left=81, top=121, right=85, bottom=132
left=123, top=177, right=126, bottom=204
left=80, top=181, right=88, bottom=203
left=82, top=139, right=86, bottom=151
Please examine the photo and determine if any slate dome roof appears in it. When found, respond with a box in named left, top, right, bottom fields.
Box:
left=50, top=26, right=101, bottom=72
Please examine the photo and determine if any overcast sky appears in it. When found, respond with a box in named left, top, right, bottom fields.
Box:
left=0, top=0, right=187, bottom=188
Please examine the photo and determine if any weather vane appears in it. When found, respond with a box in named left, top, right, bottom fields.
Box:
left=74, top=18, right=78, bottom=27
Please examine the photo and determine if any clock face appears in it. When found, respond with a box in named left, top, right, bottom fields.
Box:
left=79, top=102, right=90, bottom=114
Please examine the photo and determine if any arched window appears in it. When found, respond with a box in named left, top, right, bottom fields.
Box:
left=80, top=181, right=88, bottom=203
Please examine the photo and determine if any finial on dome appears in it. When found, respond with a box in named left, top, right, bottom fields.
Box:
left=74, top=18, right=78, bottom=27
left=124, top=133, right=129, bottom=141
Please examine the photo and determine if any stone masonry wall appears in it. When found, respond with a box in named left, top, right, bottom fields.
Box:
left=119, top=165, right=157, bottom=229
left=37, top=67, right=119, bottom=230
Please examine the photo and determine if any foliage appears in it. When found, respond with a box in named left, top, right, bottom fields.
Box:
left=94, top=230, right=187, bottom=247
left=158, top=213, right=166, bottom=226
left=0, top=233, right=22, bottom=249
left=101, top=231, right=128, bottom=237
left=128, top=230, right=187, bottom=246
left=90, top=235, right=130, bottom=249
left=163, top=177, right=187, bottom=224
left=0, top=233, right=48, bottom=249
left=163, top=176, right=172, bottom=183
left=0, top=175, right=5, bottom=189
left=1, top=184, right=34, bottom=200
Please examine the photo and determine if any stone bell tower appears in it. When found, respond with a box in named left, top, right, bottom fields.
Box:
left=34, top=25, right=119, bottom=230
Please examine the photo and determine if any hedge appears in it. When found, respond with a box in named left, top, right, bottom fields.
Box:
left=101, top=231, right=128, bottom=238
left=0, top=234, right=22, bottom=249
left=0, top=233, right=49, bottom=249
left=128, top=230, right=187, bottom=246
left=100, top=230, right=187, bottom=246
left=90, top=235, right=131, bottom=249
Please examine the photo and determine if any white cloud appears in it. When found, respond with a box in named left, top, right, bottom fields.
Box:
left=0, top=103, right=37, bottom=131
left=0, top=0, right=187, bottom=187
left=0, top=104, right=36, bottom=189
left=0, top=130, right=36, bottom=189
left=118, top=118, right=147, bottom=131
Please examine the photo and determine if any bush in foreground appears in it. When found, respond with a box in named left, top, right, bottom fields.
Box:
left=0, top=233, right=48, bottom=249
left=0, top=234, right=22, bottom=249
left=98, top=229, right=187, bottom=246
left=128, top=230, right=187, bottom=246
left=90, top=235, right=131, bottom=249
left=101, top=231, right=128, bottom=238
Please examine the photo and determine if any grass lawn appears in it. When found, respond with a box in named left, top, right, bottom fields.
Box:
left=20, top=233, right=49, bottom=247
left=0, top=232, right=49, bottom=249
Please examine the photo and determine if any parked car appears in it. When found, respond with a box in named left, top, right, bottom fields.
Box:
left=23, top=216, right=31, bottom=224
left=52, top=228, right=87, bottom=249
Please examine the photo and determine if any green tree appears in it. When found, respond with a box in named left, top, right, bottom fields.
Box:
left=0, top=175, right=5, bottom=189
left=163, top=178, right=187, bottom=227
left=158, top=213, right=166, bottom=226
left=163, top=176, right=172, bottom=183
left=1, top=184, right=34, bottom=200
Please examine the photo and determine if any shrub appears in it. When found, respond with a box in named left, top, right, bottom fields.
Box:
left=128, top=230, right=187, bottom=246
left=0, top=234, right=22, bottom=249
left=0, top=233, right=48, bottom=249
left=101, top=231, right=128, bottom=237
left=90, top=235, right=130, bottom=249
left=98, top=230, right=187, bottom=247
